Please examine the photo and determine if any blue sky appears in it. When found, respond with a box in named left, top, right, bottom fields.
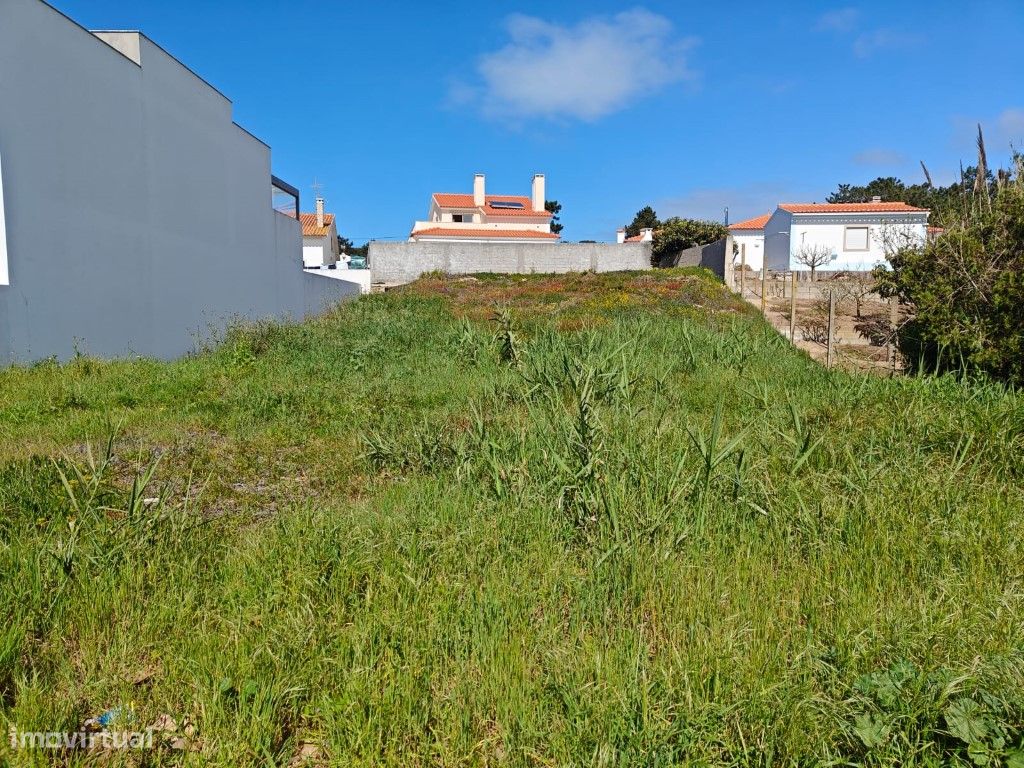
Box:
left=58, top=0, right=1024, bottom=242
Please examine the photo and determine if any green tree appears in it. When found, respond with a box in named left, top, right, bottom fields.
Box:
left=625, top=206, right=660, bottom=238
left=338, top=235, right=369, bottom=261
left=652, top=217, right=727, bottom=266
left=825, top=169, right=998, bottom=227
left=545, top=200, right=563, bottom=235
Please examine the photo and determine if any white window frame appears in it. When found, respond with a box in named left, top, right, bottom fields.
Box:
left=844, top=225, right=870, bottom=252
left=0, top=151, right=8, bottom=285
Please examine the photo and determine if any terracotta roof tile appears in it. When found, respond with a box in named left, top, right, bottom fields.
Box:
left=779, top=202, right=928, bottom=214
left=728, top=213, right=771, bottom=230
left=299, top=212, right=335, bottom=237
left=432, top=193, right=552, bottom=218
left=411, top=227, right=559, bottom=240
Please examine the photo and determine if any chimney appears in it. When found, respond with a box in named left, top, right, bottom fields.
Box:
left=616, top=227, right=626, bottom=244
left=473, top=173, right=486, bottom=207
left=532, top=173, right=545, bottom=213
left=640, top=228, right=654, bottom=242
left=871, top=195, right=882, bottom=203
left=315, top=197, right=325, bottom=228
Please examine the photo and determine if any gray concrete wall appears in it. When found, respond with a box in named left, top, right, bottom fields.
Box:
left=369, top=241, right=652, bottom=284
left=0, top=0, right=356, bottom=362
left=658, top=237, right=729, bottom=278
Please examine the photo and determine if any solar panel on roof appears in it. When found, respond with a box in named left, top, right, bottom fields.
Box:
left=489, top=201, right=525, bottom=209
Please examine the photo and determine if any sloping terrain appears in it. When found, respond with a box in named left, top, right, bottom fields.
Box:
left=1, top=269, right=1022, bottom=766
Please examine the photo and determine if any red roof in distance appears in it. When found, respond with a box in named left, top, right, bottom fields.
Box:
left=728, top=213, right=771, bottom=231
left=411, top=227, right=560, bottom=240
left=778, top=202, right=928, bottom=214
left=432, top=193, right=552, bottom=218
left=299, top=212, right=335, bottom=237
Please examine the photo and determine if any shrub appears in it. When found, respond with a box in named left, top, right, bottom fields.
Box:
left=652, top=218, right=728, bottom=266
left=876, top=157, right=1024, bottom=384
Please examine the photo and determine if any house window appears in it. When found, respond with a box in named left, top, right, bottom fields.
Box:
left=453, top=214, right=473, bottom=223
left=844, top=226, right=870, bottom=251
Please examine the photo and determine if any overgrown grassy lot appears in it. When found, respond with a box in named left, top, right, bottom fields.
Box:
left=1, top=269, right=1022, bottom=766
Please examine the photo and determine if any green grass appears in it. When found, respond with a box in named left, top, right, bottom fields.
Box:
left=1, top=268, right=1022, bottom=766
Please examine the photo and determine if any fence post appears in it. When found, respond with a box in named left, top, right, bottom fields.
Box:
left=740, top=249, right=746, bottom=296
left=826, top=289, right=835, bottom=368
left=760, top=263, right=767, bottom=314
left=888, top=296, right=898, bottom=375
left=789, top=270, right=797, bottom=341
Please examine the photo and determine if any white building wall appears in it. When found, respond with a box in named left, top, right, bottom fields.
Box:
left=731, top=231, right=764, bottom=271
left=765, top=210, right=927, bottom=272
left=788, top=217, right=926, bottom=271
left=302, top=244, right=325, bottom=268
left=763, top=209, right=793, bottom=271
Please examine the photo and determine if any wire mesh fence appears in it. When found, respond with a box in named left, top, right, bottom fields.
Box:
left=733, top=269, right=902, bottom=373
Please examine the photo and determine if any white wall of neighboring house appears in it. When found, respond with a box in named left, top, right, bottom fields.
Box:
left=765, top=209, right=928, bottom=272
left=302, top=243, right=328, bottom=268
left=302, top=221, right=340, bottom=268
left=732, top=231, right=764, bottom=271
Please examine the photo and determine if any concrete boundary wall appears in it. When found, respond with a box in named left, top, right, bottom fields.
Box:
left=369, top=242, right=652, bottom=284
left=658, top=237, right=730, bottom=279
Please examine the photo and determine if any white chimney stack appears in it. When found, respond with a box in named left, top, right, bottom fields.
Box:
left=473, top=173, right=486, bottom=207
left=616, top=228, right=626, bottom=244
left=315, top=197, right=325, bottom=228
left=532, top=173, right=545, bottom=213
left=640, top=228, right=654, bottom=242
left=871, top=195, right=882, bottom=203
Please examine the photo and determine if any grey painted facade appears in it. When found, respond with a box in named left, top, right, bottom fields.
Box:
left=658, top=237, right=729, bottom=278
left=0, top=0, right=356, bottom=363
left=369, top=242, right=652, bottom=284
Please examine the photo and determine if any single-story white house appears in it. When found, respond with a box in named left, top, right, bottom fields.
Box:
left=763, top=199, right=929, bottom=273
left=409, top=173, right=559, bottom=243
left=728, top=213, right=770, bottom=271
left=301, top=198, right=340, bottom=268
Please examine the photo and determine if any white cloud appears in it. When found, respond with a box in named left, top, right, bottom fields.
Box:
left=853, top=148, right=907, bottom=167
left=458, top=9, right=696, bottom=122
left=815, top=7, right=859, bottom=33
left=852, top=28, right=917, bottom=58
left=951, top=108, right=1024, bottom=158
left=997, top=108, right=1024, bottom=144
left=815, top=9, right=918, bottom=59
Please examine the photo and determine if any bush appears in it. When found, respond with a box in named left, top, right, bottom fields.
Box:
left=876, top=158, right=1024, bottom=384
left=652, top=218, right=727, bottom=266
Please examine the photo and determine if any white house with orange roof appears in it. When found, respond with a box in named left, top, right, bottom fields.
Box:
left=615, top=227, right=654, bottom=244
left=763, top=198, right=929, bottom=273
left=409, top=173, right=559, bottom=243
left=728, top=213, right=770, bottom=271
left=301, top=197, right=340, bottom=268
